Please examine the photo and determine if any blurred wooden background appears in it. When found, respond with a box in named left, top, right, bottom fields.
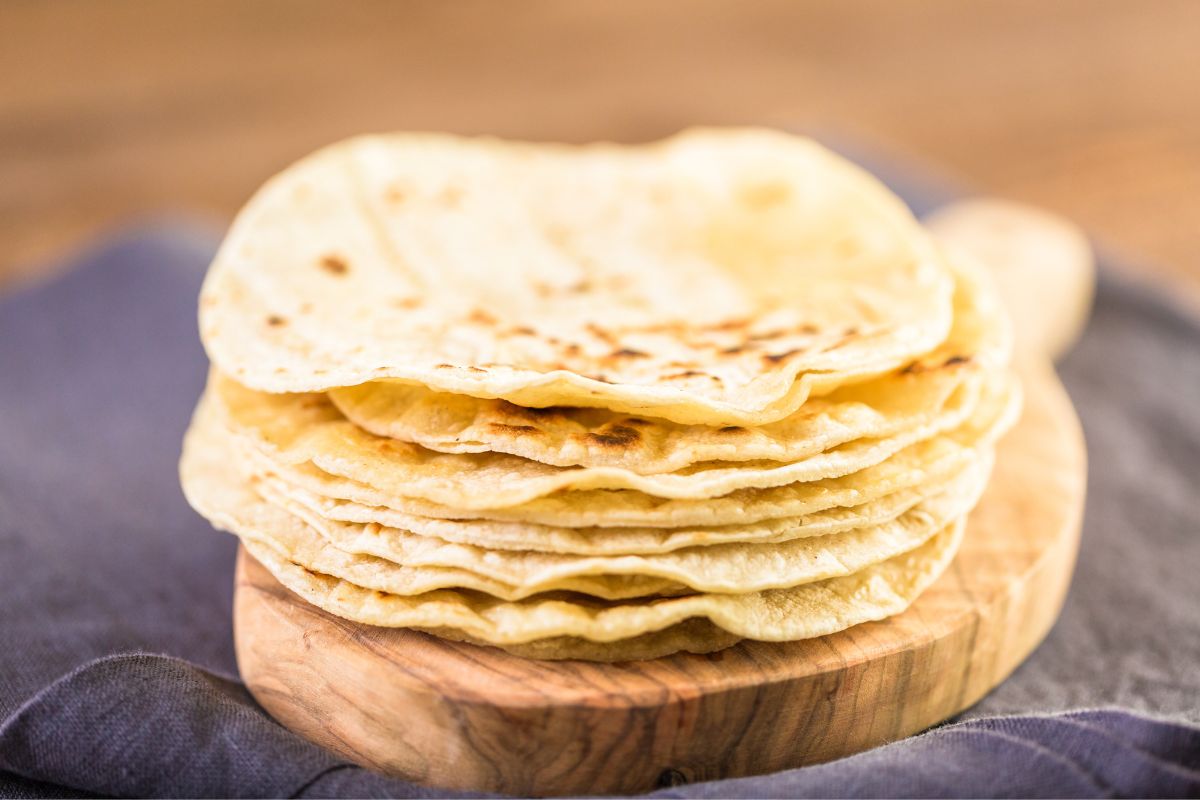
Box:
left=2, top=0, right=1198, bottom=300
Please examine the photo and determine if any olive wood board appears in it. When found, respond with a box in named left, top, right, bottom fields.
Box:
left=233, top=360, right=1086, bottom=796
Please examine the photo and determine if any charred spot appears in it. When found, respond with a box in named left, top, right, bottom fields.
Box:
left=763, top=349, right=801, bottom=364
left=722, top=345, right=746, bottom=355
left=584, top=425, right=641, bottom=447
left=718, top=426, right=746, bottom=434
left=666, top=370, right=705, bottom=379
left=943, top=355, right=971, bottom=368
left=611, top=347, right=648, bottom=358
left=587, top=374, right=613, bottom=383
left=711, top=318, right=750, bottom=331
left=622, top=417, right=652, bottom=427
left=468, top=309, right=497, bottom=326
left=585, top=322, right=617, bottom=344
left=266, top=314, right=287, bottom=327
left=486, top=423, right=540, bottom=436
left=320, top=255, right=349, bottom=275
left=519, top=406, right=570, bottom=419
left=435, top=363, right=455, bottom=369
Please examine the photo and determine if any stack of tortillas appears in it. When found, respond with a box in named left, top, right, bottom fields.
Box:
left=180, top=128, right=1019, bottom=661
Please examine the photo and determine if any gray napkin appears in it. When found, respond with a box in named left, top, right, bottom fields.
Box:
left=1, top=152, right=1197, bottom=796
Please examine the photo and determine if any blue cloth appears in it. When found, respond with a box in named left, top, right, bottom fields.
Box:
left=1, top=153, right=1198, bottom=796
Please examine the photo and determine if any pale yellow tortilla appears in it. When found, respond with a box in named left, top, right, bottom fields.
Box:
left=240, top=518, right=966, bottom=645
left=328, top=256, right=1008, bottom=472
left=200, top=128, right=954, bottom=425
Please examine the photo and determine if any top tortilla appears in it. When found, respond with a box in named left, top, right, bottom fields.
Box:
left=200, top=128, right=953, bottom=425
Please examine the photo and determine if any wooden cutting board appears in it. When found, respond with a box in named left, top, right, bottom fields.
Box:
left=232, top=356, right=1085, bottom=796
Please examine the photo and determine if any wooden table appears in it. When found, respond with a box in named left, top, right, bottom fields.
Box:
left=2, top=0, right=1198, bottom=301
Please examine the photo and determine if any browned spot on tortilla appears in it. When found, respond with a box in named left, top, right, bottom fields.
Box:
left=584, top=425, right=641, bottom=448
left=763, top=349, right=801, bottom=364
left=468, top=309, right=497, bottom=326
left=622, top=417, right=652, bottom=427
left=266, top=315, right=287, bottom=327
left=385, top=186, right=406, bottom=203
left=392, top=297, right=422, bottom=310
left=299, top=302, right=313, bottom=314
left=666, top=370, right=705, bottom=379
left=800, top=323, right=820, bottom=334
left=943, top=354, right=971, bottom=367
left=320, top=255, right=349, bottom=275
left=749, top=329, right=786, bottom=341
left=273, top=367, right=288, bottom=374
left=718, top=425, right=746, bottom=433
left=712, top=318, right=750, bottom=331
left=564, top=343, right=583, bottom=356
left=518, top=406, right=571, bottom=420
left=440, top=186, right=464, bottom=207
left=611, top=347, right=648, bottom=358
left=586, top=322, right=617, bottom=345
left=533, top=281, right=555, bottom=298
left=587, top=374, right=612, bottom=383
left=465, top=366, right=487, bottom=374
left=510, top=326, right=536, bottom=336
left=722, top=345, right=746, bottom=355
left=570, top=280, right=592, bottom=293
left=486, top=423, right=540, bottom=436
left=435, top=363, right=455, bottom=369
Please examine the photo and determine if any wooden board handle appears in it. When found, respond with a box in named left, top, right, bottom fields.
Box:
left=925, top=198, right=1096, bottom=361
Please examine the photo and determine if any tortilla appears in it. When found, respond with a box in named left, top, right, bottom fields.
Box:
left=328, top=256, right=1008, bottom=472
left=200, top=128, right=954, bottom=425
left=208, top=369, right=983, bottom=508
left=240, top=518, right=965, bottom=645
left=214, top=373, right=1019, bottom=530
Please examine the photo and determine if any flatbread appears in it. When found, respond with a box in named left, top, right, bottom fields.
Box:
left=328, top=255, right=1008, bottom=472
left=240, top=518, right=966, bottom=645
left=200, top=128, right=954, bottom=425
left=208, top=370, right=983, bottom=508
left=211, top=372, right=1019, bottom=529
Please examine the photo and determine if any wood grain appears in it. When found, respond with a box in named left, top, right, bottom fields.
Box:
left=233, top=361, right=1086, bottom=796
left=1, top=1, right=1198, bottom=302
